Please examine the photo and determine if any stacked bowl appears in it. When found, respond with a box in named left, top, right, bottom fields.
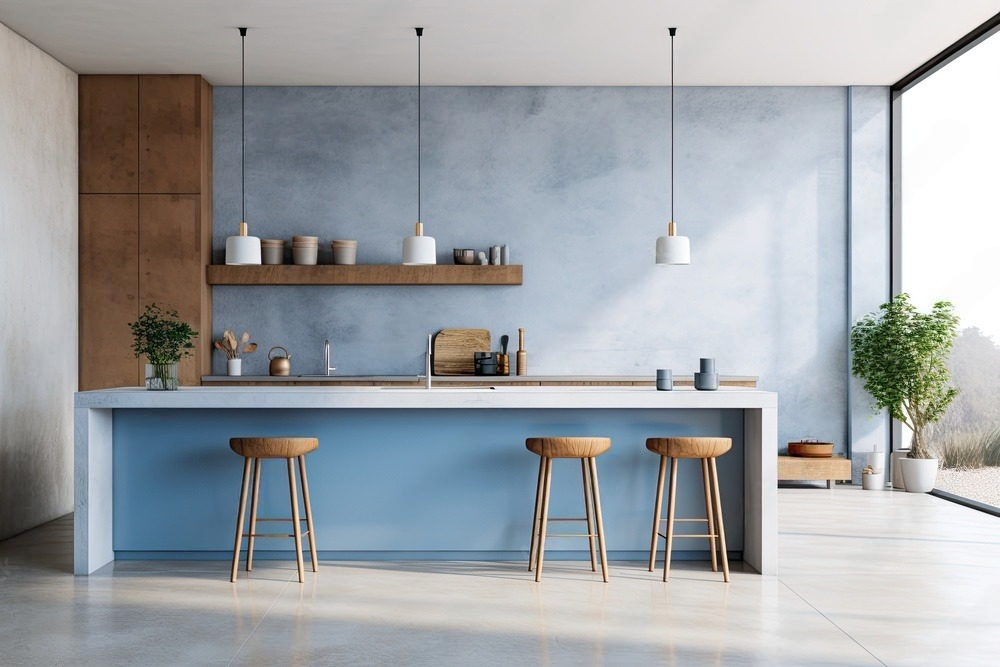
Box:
left=292, top=236, right=319, bottom=265
left=330, top=239, right=357, bottom=265
left=260, top=239, right=285, bottom=265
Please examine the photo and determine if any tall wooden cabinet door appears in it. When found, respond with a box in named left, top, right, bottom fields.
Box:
left=139, top=195, right=207, bottom=385
left=79, top=76, right=139, bottom=194
left=139, top=76, right=205, bottom=194
left=79, top=195, right=140, bottom=389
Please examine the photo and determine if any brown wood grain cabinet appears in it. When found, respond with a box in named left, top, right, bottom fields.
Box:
left=139, top=195, right=211, bottom=386
left=79, top=75, right=138, bottom=194
left=139, top=76, right=208, bottom=194
left=79, top=195, right=140, bottom=389
left=79, top=75, right=212, bottom=390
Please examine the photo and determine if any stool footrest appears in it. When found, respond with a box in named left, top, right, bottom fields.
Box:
left=657, top=531, right=717, bottom=540
left=255, top=518, right=309, bottom=522
left=244, top=530, right=311, bottom=539
left=537, top=532, right=597, bottom=538
left=548, top=517, right=588, bottom=522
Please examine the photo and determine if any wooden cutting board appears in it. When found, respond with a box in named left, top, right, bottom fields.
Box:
left=433, top=329, right=491, bottom=375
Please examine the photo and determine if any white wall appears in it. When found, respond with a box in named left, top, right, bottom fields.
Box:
left=0, top=22, right=78, bottom=539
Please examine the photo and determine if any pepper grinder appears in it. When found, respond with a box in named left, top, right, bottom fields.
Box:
left=516, top=328, right=527, bottom=376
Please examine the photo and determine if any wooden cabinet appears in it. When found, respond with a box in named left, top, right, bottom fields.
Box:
left=79, top=195, right=140, bottom=388
left=139, top=76, right=210, bottom=194
left=139, top=195, right=211, bottom=387
left=79, top=76, right=138, bottom=194
left=79, top=75, right=212, bottom=390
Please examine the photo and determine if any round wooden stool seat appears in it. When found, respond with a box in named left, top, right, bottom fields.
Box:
left=230, top=437, right=319, bottom=459
left=526, top=436, right=611, bottom=459
left=646, top=436, right=732, bottom=459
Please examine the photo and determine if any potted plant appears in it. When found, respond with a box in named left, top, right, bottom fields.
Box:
left=850, top=293, right=959, bottom=492
left=214, top=330, right=257, bottom=376
left=129, top=303, right=198, bottom=390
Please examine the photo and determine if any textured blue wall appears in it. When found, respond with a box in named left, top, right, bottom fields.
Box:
left=213, top=86, right=872, bottom=449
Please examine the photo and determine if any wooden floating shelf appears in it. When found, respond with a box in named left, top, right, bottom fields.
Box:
left=206, top=264, right=523, bottom=286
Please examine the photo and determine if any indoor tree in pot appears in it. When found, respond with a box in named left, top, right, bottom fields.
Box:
left=129, top=303, right=198, bottom=390
left=850, top=293, right=959, bottom=492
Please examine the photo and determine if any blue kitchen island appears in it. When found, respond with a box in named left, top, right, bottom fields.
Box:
left=74, top=386, right=778, bottom=575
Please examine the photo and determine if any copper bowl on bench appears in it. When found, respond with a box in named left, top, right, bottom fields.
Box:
left=787, top=441, right=834, bottom=457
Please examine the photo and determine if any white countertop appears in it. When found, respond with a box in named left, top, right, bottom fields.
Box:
left=75, top=385, right=777, bottom=410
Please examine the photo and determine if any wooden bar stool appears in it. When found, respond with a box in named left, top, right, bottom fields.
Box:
left=230, top=436, right=319, bottom=583
left=526, top=436, right=611, bottom=583
left=646, top=436, right=731, bottom=583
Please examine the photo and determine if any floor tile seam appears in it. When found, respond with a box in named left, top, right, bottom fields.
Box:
left=776, top=576, right=888, bottom=667
left=226, top=573, right=296, bottom=666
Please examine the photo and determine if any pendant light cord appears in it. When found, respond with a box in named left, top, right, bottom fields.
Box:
left=416, top=27, right=423, bottom=224
left=669, top=27, right=675, bottom=224
left=239, top=27, right=247, bottom=224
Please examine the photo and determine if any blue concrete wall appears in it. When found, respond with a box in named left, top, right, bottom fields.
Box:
left=112, top=408, right=744, bottom=559
left=212, top=86, right=887, bottom=452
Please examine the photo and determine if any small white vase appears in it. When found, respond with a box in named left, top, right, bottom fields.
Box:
left=899, top=457, right=939, bottom=493
left=227, top=358, right=242, bottom=376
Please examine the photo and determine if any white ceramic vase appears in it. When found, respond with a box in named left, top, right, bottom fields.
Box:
left=899, top=457, right=939, bottom=493
left=227, top=358, right=242, bottom=376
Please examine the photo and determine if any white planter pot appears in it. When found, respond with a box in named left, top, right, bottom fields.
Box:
left=890, top=450, right=910, bottom=489
left=899, top=457, right=939, bottom=493
left=861, top=468, right=885, bottom=490
left=227, top=358, right=242, bottom=376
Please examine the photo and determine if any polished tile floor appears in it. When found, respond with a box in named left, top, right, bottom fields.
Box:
left=1, top=486, right=998, bottom=666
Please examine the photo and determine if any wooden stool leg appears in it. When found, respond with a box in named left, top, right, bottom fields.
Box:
left=701, top=457, right=718, bottom=573
left=581, top=458, right=597, bottom=572
left=648, top=454, right=667, bottom=571
left=534, top=456, right=553, bottom=582
left=710, top=457, right=730, bottom=582
left=246, top=458, right=262, bottom=572
left=588, top=457, right=609, bottom=583
left=528, top=455, right=545, bottom=572
left=298, top=455, right=319, bottom=573
left=663, top=457, right=679, bottom=582
left=230, top=457, right=253, bottom=583
left=287, top=458, right=305, bottom=583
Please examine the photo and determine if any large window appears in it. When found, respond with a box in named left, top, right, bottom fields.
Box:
left=899, top=29, right=1000, bottom=509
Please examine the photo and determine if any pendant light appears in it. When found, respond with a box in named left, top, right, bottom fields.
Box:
left=655, top=27, right=690, bottom=266
left=225, top=27, right=262, bottom=266
left=402, top=27, right=437, bottom=265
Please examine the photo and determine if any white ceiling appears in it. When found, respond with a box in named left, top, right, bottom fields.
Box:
left=1, top=0, right=997, bottom=86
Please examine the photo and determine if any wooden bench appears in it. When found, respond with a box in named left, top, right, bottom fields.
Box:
left=778, top=455, right=851, bottom=489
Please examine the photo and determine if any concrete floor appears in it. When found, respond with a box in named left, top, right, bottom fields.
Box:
left=1, top=486, right=998, bottom=666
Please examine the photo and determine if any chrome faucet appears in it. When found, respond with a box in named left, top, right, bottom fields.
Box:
left=323, top=339, right=336, bottom=376
left=424, top=334, right=432, bottom=389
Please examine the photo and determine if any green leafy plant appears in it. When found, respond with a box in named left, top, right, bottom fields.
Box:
left=850, top=293, right=959, bottom=459
left=129, top=303, right=198, bottom=365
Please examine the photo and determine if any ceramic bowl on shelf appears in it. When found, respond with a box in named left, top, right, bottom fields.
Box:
left=453, top=248, right=475, bottom=265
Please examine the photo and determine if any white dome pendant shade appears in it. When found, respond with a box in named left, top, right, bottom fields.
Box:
left=226, top=221, right=262, bottom=265
left=403, top=221, right=436, bottom=265
left=225, top=27, right=261, bottom=266
left=402, top=27, right=437, bottom=265
left=656, top=222, right=690, bottom=265
left=654, top=27, right=691, bottom=267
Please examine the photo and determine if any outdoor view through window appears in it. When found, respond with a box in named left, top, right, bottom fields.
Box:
left=901, top=30, right=1000, bottom=509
